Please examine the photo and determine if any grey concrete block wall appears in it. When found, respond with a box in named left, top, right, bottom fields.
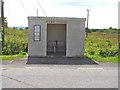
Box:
left=28, top=18, right=47, bottom=56
left=66, top=20, right=85, bottom=57
left=28, top=17, right=86, bottom=57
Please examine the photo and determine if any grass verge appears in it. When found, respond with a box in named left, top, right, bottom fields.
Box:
left=0, top=54, right=27, bottom=61
left=85, top=32, right=118, bottom=63
left=85, top=53, right=119, bottom=63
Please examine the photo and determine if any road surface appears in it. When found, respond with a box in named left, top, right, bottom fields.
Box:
left=1, top=58, right=118, bottom=88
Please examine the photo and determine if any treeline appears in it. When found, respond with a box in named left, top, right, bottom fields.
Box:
left=11, top=27, right=28, bottom=30
left=86, top=27, right=118, bottom=33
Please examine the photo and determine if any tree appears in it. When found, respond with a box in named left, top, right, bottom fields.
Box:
left=25, top=27, right=28, bottom=29
left=109, top=27, right=113, bottom=30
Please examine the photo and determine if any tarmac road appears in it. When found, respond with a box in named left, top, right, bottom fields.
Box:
left=1, top=58, right=118, bottom=88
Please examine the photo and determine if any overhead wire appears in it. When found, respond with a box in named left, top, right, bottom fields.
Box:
left=5, top=0, right=47, bottom=18
left=18, top=0, right=29, bottom=15
left=36, top=0, right=47, bottom=17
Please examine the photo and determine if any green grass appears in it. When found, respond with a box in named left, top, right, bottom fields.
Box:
left=0, top=54, right=27, bottom=61
left=1, top=28, right=28, bottom=61
left=85, top=53, right=118, bottom=63
left=85, top=32, right=118, bottom=63
left=3, top=28, right=28, bottom=55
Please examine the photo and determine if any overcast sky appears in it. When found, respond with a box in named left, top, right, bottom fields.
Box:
left=3, top=0, right=120, bottom=28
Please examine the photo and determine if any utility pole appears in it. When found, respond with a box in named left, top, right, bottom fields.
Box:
left=1, top=0, right=4, bottom=51
left=86, top=9, right=89, bottom=37
left=37, top=9, right=38, bottom=16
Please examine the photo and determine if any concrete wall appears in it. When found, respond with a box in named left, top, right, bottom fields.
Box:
left=28, top=17, right=86, bottom=57
left=66, top=20, right=85, bottom=57
left=47, top=24, right=66, bottom=42
left=28, top=17, right=47, bottom=56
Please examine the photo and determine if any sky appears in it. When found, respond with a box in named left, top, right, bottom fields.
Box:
left=2, top=0, right=120, bottom=29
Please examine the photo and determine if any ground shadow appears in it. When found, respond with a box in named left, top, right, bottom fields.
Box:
left=27, top=56, right=98, bottom=65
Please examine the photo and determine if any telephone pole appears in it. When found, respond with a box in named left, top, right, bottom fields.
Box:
left=87, top=9, right=89, bottom=29
left=1, top=0, right=4, bottom=51
left=86, top=9, right=90, bottom=37
left=37, top=9, right=38, bottom=16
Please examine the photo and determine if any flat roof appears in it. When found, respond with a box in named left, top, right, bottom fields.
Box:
left=28, top=16, right=86, bottom=21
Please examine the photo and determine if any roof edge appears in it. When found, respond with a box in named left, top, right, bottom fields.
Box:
left=28, top=16, right=86, bottom=21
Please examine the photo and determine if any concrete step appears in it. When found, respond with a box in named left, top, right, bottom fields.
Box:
left=27, top=56, right=98, bottom=65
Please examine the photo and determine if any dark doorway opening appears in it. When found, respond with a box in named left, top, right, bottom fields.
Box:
left=47, top=24, right=66, bottom=56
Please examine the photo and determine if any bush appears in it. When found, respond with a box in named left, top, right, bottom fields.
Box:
left=99, top=49, right=118, bottom=57
left=2, top=28, right=28, bottom=55
left=19, top=52, right=26, bottom=55
left=89, top=51, right=95, bottom=55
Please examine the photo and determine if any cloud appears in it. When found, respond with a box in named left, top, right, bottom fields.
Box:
left=3, top=0, right=120, bottom=28
left=49, top=0, right=119, bottom=10
left=49, top=0, right=86, bottom=7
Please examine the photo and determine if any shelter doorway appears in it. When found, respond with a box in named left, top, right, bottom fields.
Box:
left=47, top=24, right=66, bottom=56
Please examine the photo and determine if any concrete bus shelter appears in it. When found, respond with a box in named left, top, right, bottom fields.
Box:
left=28, top=17, right=86, bottom=58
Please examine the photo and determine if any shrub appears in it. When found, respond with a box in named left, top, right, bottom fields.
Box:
left=99, top=49, right=118, bottom=57
left=89, top=51, right=95, bottom=55
left=2, top=28, right=28, bottom=55
left=19, top=52, right=26, bottom=55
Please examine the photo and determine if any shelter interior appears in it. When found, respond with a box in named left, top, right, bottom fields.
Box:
left=47, top=24, right=66, bottom=56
